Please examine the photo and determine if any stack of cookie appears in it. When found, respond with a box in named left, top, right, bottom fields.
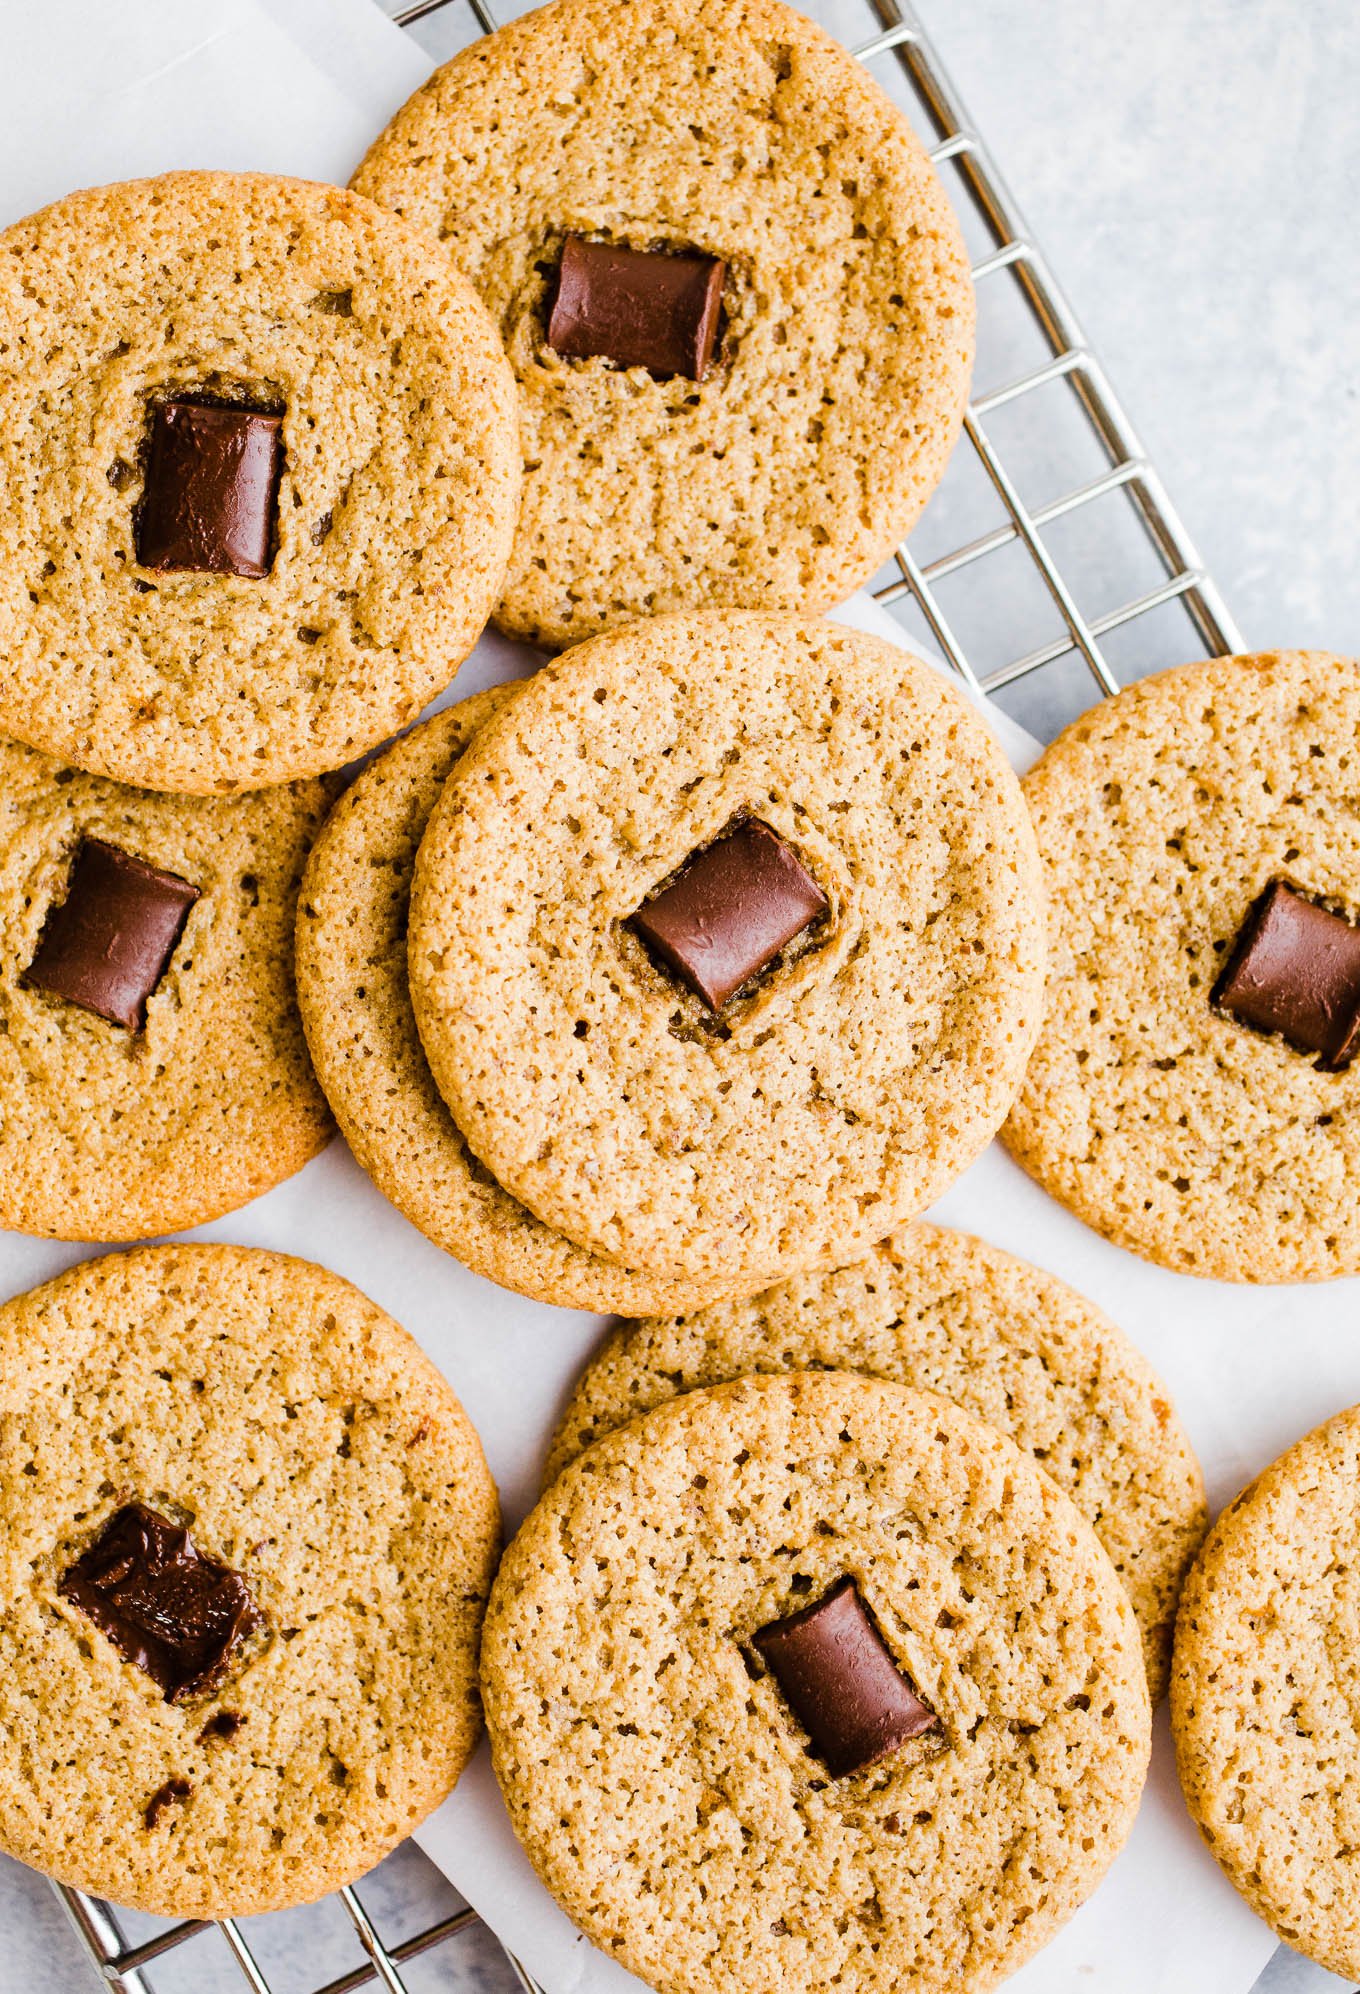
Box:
left=3, top=0, right=1337, bottom=1986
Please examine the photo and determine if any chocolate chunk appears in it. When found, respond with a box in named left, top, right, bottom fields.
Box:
left=136, top=397, right=284, bottom=577
left=59, top=1503, right=264, bottom=1703
left=752, top=1577, right=937, bottom=1777
left=630, top=818, right=827, bottom=1011
left=1212, top=879, right=1360, bottom=1069
left=144, top=1778, right=192, bottom=1830
left=23, top=838, right=199, bottom=1031
left=548, top=237, right=725, bottom=381
left=197, top=1710, right=246, bottom=1745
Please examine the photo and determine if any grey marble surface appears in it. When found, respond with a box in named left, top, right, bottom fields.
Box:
left=4, top=3, right=1360, bottom=1992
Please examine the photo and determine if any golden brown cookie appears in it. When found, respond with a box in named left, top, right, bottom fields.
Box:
left=1172, top=1403, right=1360, bottom=1976
left=353, top=0, right=973, bottom=648
left=0, top=1245, right=500, bottom=1918
left=0, top=733, right=332, bottom=1240
left=546, top=1223, right=1206, bottom=1698
left=409, top=612, right=1046, bottom=1291
left=1004, top=650, right=1360, bottom=1280
left=296, top=691, right=734, bottom=1314
left=0, top=171, right=520, bottom=793
left=484, top=1372, right=1150, bottom=1994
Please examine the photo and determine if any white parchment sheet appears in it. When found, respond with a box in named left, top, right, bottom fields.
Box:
left=0, top=4, right=1342, bottom=1990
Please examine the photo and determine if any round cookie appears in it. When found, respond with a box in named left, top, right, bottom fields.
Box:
left=297, top=691, right=733, bottom=1314
left=0, top=733, right=333, bottom=1240
left=545, top=1222, right=1206, bottom=1699
left=352, top=0, right=973, bottom=650
left=483, top=1371, right=1151, bottom=1994
left=409, top=613, right=1046, bottom=1290
left=1004, top=650, right=1360, bottom=1282
left=0, top=171, right=520, bottom=794
left=0, top=1245, right=500, bottom=1919
left=1171, top=1403, right=1360, bottom=1975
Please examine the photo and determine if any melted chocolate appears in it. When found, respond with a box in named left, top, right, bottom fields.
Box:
left=548, top=237, right=725, bottom=380
left=23, top=839, right=200, bottom=1032
left=59, top=1503, right=263, bottom=1702
left=1213, top=879, right=1360, bottom=1068
left=136, top=397, right=284, bottom=577
left=752, top=1577, right=938, bottom=1778
left=630, top=818, right=827, bottom=1011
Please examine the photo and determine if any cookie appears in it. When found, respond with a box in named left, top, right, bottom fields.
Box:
left=0, top=1245, right=500, bottom=1919
left=296, top=691, right=733, bottom=1314
left=483, top=1371, right=1151, bottom=1994
left=0, top=733, right=333, bottom=1240
left=409, top=612, right=1046, bottom=1290
left=1003, top=650, right=1360, bottom=1281
left=352, top=0, right=973, bottom=649
left=1171, top=1402, right=1360, bottom=1975
left=545, top=1222, right=1206, bottom=1699
left=0, top=171, right=520, bottom=794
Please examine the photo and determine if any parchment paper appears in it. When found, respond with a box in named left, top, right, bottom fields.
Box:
left=0, top=5, right=1320, bottom=1990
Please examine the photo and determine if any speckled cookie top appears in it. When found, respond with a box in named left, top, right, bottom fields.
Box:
left=546, top=1222, right=1206, bottom=1699
left=483, top=1371, right=1150, bottom=1994
left=296, top=692, right=733, bottom=1315
left=0, top=171, right=520, bottom=794
left=409, top=613, right=1046, bottom=1289
left=352, top=0, right=973, bottom=649
left=0, top=733, right=332, bottom=1240
left=1171, top=1403, right=1360, bottom=1976
left=0, top=1246, right=500, bottom=1919
left=1003, top=651, right=1360, bottom=1281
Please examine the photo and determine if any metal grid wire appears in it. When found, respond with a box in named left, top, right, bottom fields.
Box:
left=47, top=0, right=1246, bottom=1989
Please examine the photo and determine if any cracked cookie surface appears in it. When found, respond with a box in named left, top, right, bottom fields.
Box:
left=0, top=1245, right=499, bottom=1917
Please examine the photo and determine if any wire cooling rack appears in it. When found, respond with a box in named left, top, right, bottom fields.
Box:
left=46, top=1, right=1247, bottom=1991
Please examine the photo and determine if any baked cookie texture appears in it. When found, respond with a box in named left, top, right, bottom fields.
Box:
left=0, top=171, right=520, bottom=794
left=483, top=1372, right=1150, bottom=1994
left=1171, top=1403, right=1360, bottom=1976
left=297, top=691, right=733, bottom=1314
left=352, top=0, right=974, bottom=649
left=409, top=613, right=1046, bottom=1290
left=0, top=734, right=333, bottom=1240
left=0, top=1246, right=500, bottom=1918
left=545, top=1222, right=1206, bottom=1699
left=1004, top=651, right=1360, bottom=1281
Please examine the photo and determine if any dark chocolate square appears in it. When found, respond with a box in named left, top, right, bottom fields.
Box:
left=1212, top=879, right=1360, bottom=1069
left=629, top=818, right=828, bottom=1012
left=752, top=1577, right=937, bottom=1778
left=23, top=838, right=200, bottom=1031
left=547, top=237, right=726, bottom=381
left=58, top=1503, right=264, bottom=1703
left=136, top=397, right=284, bottom=577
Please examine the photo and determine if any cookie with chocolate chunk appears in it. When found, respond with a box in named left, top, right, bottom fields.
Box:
left=296, top=689, right=733, bottom=1314
left=482, top=1372, right=1150, bottom=1994
left=545, top=1223, right=1207, bottom=1699
left=1172, top=1402, right=1360, bottom=1976
left=0, top=1245, right=499, bottom=1918
left=1004, top=650, right=1360, bottom=1280
left=353, top=0, right=973, bottom=649
left=0, top=171, right=519, bottom=793
left=408, top=613, right=1045, bottom=1292
left=0, top=732, right=332, bottom=1240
